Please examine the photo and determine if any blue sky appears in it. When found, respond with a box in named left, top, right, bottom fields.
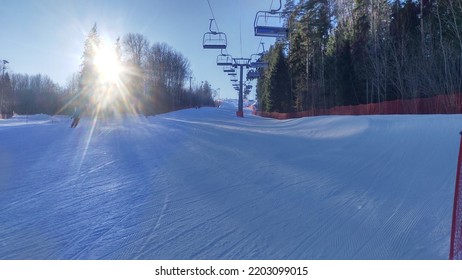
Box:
left=0, top=0, right=281, bottom=99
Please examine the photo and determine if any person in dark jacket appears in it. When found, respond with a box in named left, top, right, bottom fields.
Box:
left=70, top=107, right=82, bottom=128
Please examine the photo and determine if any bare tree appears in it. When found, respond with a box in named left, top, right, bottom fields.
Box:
left=122, top=33, right=149, bottom=68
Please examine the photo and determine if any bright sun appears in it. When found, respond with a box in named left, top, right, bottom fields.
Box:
left=94, top=44, right=121, bottom=83
left=91, top=42, right=127, bottom=110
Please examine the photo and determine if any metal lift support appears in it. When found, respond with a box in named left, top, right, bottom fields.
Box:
left=233, top=58, right=250, bottom=117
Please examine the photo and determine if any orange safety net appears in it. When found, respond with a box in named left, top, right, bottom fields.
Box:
left=253, top=94, right=462, bottom=119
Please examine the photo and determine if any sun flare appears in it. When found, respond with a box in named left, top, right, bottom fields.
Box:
left=89, top=41, right=129, bottom=111
left=94, top=44, right=121, bottom=83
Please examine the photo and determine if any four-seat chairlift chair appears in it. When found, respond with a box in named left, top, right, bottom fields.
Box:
left=249, top=53, right=269, bottom=69
left=223, top=66, right=236, bottom=74
left=254, top=0, right=288, bottom=38
left=217, top=52, right=233, bottom=66
left=203, top=19, right=228, bottom=50
left=246, top=70, right=261, bottom=81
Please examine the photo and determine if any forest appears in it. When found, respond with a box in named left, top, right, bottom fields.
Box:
left=0, top=24, right=215, bottom=118
left=256, top=0, right=462, bottom=113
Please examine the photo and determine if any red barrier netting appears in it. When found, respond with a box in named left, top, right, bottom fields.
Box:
left=450, top=134, right=462, bottom=260
left=253, top=94, right=462, bottom=119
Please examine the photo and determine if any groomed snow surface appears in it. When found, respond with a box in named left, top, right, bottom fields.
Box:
left=0, top=101, right=460, bottom=260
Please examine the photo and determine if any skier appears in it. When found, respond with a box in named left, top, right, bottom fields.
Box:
left=70, top=107, right=81, bottom=128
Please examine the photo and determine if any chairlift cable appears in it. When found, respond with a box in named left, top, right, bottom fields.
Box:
left=239, top=0, right=243, bottom=57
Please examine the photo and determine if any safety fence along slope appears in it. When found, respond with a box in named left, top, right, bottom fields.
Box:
left=253, top=94, right=462, bottom=120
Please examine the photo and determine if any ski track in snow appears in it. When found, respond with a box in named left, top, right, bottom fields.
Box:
left=0, top=107, right=459, bottom=259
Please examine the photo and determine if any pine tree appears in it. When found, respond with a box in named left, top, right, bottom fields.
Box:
left=295, top=0, right=331, bottom=109
left=351, top=0, right=371, bottom=104
left=78, top=23, right=101, bottom=108
left=1, top=72, right=13, bottom=116
left=289, top=23, right=308, bottom=112
left=336, top=38, right=357, bottom=105
left=264, top=43, right=291, bottom=113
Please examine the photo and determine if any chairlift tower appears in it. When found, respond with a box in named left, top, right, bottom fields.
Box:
left=233, top=58, right=250, bottom=117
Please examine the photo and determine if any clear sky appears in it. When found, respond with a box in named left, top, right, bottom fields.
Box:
left=0, top=0, right=282, bottom=99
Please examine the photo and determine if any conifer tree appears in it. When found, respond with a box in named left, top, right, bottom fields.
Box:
left=79, top=23, right=101, bottom=108
left=1, top=72, right=13, bottom=116
left=351, top=0, right=371, bottom=104
left=289, top=24, right=308, bottom=111
left=263, top=43, right=291, bottom=113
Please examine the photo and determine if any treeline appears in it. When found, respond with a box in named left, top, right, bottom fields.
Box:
left=0, top=24, right=215, bottom=118
left=257, top=0, right=462, bottom=113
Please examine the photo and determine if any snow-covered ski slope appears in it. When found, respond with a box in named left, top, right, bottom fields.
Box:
left=0, top=103, right=460, bottom=260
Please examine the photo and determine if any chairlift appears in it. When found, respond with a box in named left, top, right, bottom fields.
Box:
left=233, top=58, right=251, bottom=68
left=223, top=66, right=236, bottom=73
left=246, top=70, right=261, bottom=80
left=251, top=61, right=269, bottom=68
left=203, top=19, right=227, bottom=49
left=250, top=53, right=269, bottom=69
left=217, top=52, right=233, bottom=66
left=254, top=0, right=288, bottom=38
